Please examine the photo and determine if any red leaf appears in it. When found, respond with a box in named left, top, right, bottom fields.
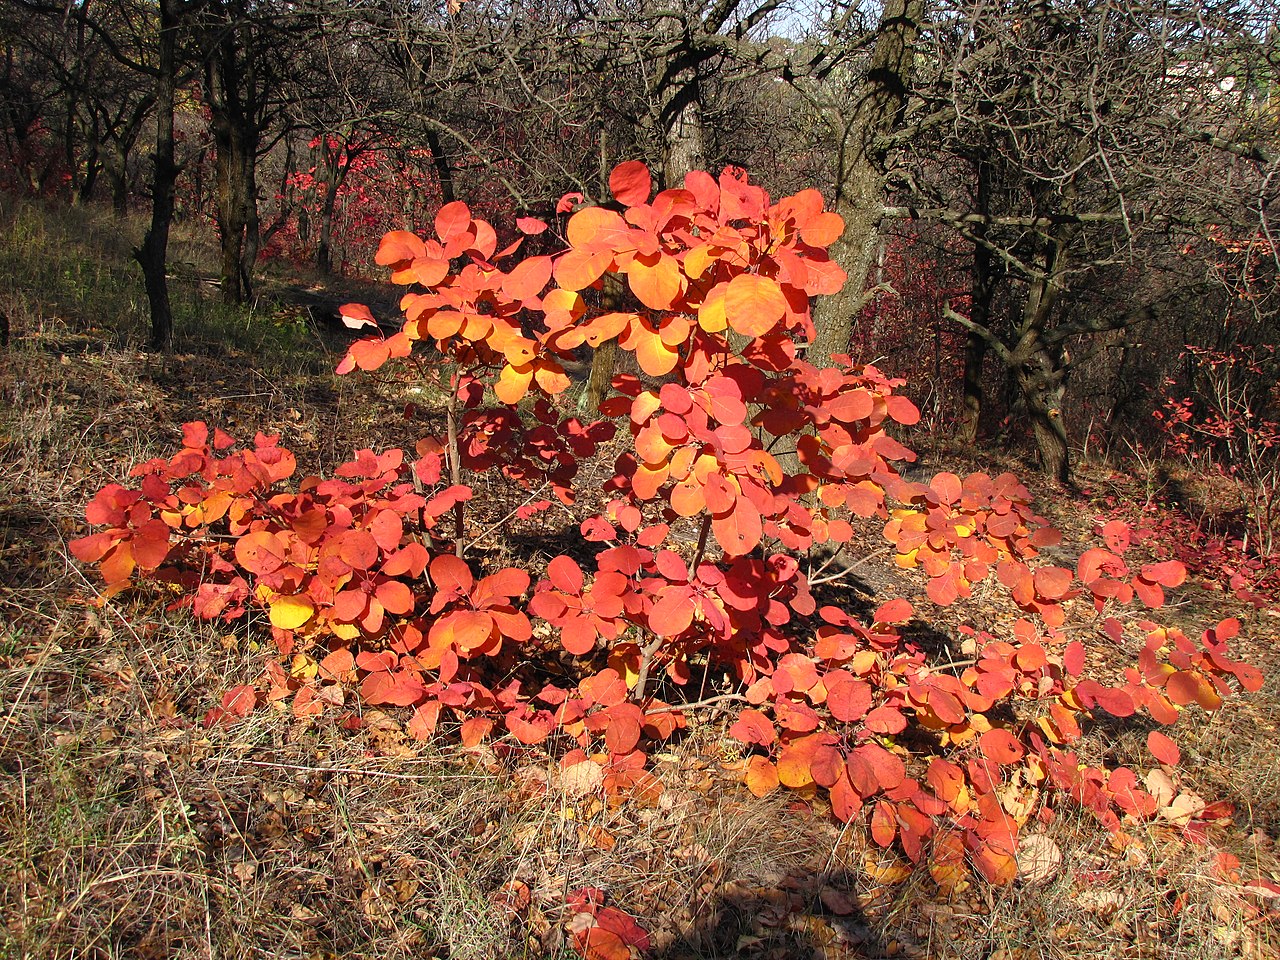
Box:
left=649, top=586, right=695, bottom=637
left=979, top=727, right=1024, bottom=764
left=824, top=671, right=873, bottom=723
left=874, top=597, right=913, bottom=624
left=1164, top=670, right=1201, bottom=706
left=1100, top=519, right=1131, bottom=553
left=338, top=529, right=380, bottom=570
left=557, top=191, right=585, bottom=214
left=1093, top=685, right=1136, bottom=717
left=1140, top=560, right=1186, bottom=588
left=1147, top=730, right=1181, bottom=765
left=204, top=684, right=257, bottom=727
left=850, top=742, right=905, bottom=791
left=1034, top=566, right=1074, bottom=600
left=430, top=553, right=474, bottom=597
left=435, top=201, right=472, bottom=241
left=1063, top=640, right=1086, bottom=677
left=506, top=708, right=555, bottom=744
left=602, top=704, right=643, bottom=754
left=729, top=708, right=777, bottom=746
left=609, top=160, right=652, bottom=205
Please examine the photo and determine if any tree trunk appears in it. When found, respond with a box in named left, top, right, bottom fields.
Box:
left=425, top=128, right=455, bottom=205
left=204, top=11, right=259, bottom=305
left=107, top=149, right=129, bottom=214
left=808, top=0, right=923, bottom=368
left=1016, top=344, right=1070, bottom=484
left=135, top=0, right=182, bottom=351
left=585, top=274, right=625, bottom=413
left=1008, top=233, right=1073, bottom=482
left=315, top=139, right=344, bottom=275
left=660, top=83, right=706, bottom=190
left=958, top=332, right=987, bottom=443
left=211, top=115, right=255, bottom=303
left=958, top=162, right=997, bottom=443
left=240, top=141, right=260, bottom=296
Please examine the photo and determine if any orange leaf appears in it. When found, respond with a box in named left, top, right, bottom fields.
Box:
left=777, top=736, right=820, bottom=788
left=566, top=206, right=627, bottom=249
left=800, top=211, right=844, bottom=247
left=870, top=800, right=896, bottom=847
left=744, top=755, right=780, bottom=797
left=576, top=925, right=629, bottom=960
left=234, top=530, right=286, bottom=575
left=495, top=363, right=534, bottom=405
left=376, top=580, right=415, bottom=616
left=627, top=252, right=682, bottom=310
left=634, top=328, right=680, bottom=377
left=318, top=647, right=356, bottom=681
left=724, top=274, right=786, bottom=337
left=502, top=256, right=553, bottom=302
left=554, top=248, right=612, bottom=291
left=460, top=716, right=494, bottom=747
left=338, top=302, right=377, bottom=330
left=376, top=230, right=427, bottom=266
left=433, top=609, right=495, bottom=652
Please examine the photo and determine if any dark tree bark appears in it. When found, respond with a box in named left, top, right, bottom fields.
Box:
left=806, top=0, right=924, bottom=368
left=134, top=0, right=187, bottom=351
left=957, top=163, right=996, bottom=443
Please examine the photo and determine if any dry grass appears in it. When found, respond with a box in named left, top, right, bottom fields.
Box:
left=1, top=196, right=1277, bottom=960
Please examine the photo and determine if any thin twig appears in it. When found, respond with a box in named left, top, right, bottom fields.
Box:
left=235, top=758, right=496, bottom=783
left=644, top=692, right=748, bottom=715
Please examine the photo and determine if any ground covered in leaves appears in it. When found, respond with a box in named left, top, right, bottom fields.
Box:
left=2, top=200, right=1278, bottom=960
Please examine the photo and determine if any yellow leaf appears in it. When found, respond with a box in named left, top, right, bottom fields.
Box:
left=863, top=853, right=912, bottom=885
left=849, top=651, right=878, bottom=676
left=697, top=284, right=728, bottom=332
left=330, top=621, right=360, bottom=641
left=270, top=594, right=315, bottom=630
left=494, top=363, right=533, bottom=405
left=608, top=643, right=642, bottom=688
left=290, top=653, right=318, bottom=680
